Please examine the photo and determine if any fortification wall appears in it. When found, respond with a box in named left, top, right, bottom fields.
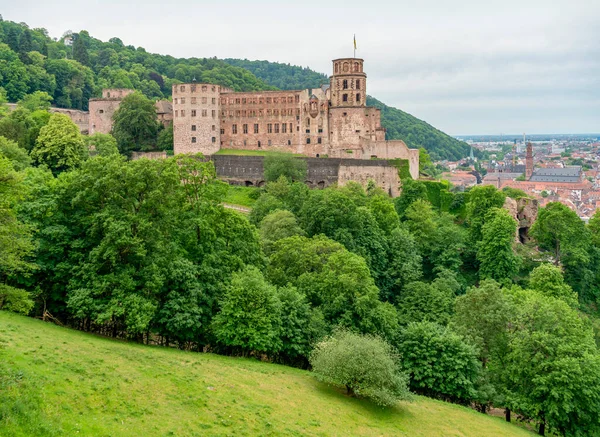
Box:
left=88, top=99, right=122, bottom=134
left=6, top=103, right=89, bottom=133
left=211, top=155, right=401, bottom=195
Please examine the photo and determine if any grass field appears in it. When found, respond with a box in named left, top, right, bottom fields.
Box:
left=223, top=185, right=258, bottom=208
left=215, top=148, right=305, bottom=157
left=0, top=311, right=534, bottom=437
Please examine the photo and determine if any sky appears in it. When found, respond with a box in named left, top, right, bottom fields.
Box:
left=2, top=0, right=599, bottom=135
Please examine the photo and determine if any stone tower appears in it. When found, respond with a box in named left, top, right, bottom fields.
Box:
left=526, top=142, right=533, bottom=180
left=330, top=58, right=366, bottom=108
left=172, top=83, right=222, bottom=155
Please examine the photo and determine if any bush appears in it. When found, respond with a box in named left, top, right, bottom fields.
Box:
left=309, top=330, right=411, bottom=406
left=0, top=284, right=34, bottom=315
left=263, top=154, right=307, bottom=182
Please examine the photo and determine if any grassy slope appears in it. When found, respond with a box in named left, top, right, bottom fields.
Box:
left=0, top=311, right=533, bottom=437
left=223, top=186, right=258, bottom=208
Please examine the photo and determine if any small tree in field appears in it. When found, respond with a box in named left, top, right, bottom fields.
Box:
left=309, top=330, right=411, bottom=407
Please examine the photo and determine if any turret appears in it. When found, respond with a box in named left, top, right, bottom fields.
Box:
left=330, top=58, right=366, bottom=108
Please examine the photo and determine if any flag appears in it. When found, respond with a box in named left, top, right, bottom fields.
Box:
left=354, top=34, right=357, bottom=51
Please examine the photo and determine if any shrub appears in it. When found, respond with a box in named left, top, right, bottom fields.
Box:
left=309, top=330, right=411, bottom=406
left=0, top=285, right=34, bottom=315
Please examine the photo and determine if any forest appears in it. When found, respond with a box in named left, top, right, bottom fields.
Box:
left=0, top=18, right=469, bottom=160
left=2, top=88, right=600, bottom=435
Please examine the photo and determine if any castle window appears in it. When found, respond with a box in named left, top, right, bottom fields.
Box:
left=191, top=85, right=196, bottom=92
left=274, top=109, right=279, bottom=116
left=220, top=128, right=225, bottom=134
left=212, top=110, right=216, bottom=117
left=343, top=80, right=348, bottom=89
left=242, top=98, right=247, bottom=104
left=191, top=137, right=196, bottom=143
left=180, top=85, right=185, bottom=92
left=356, top=79, right=361, bottom=90
left=307, top=118, right=310, bottom=126
left=306, top=129, right=310, bottom=134
left=318, top=128, right=323, bottom=133
left=212, top=125, right=216, bottom=131
left=288, top=97, right=293, bottom=103
left=267, top=123, right=273, bottom=134
left=288, top=140, right=291, bottom=146
left=254, top=124, right=259, bottom=134
left=232, top=124, right=238, bottom=134
left=181, top=98, right=186, bottom=104
left=318, top=137, right=322, bottom=144
left=235, top=98, right=240, bottom=104
left=290, top=123, right=293, bottom=132
left=202, top=109, right=207, bottom=117
left=212, top=98, right=216, bottom=104
left=306, top=138, right=311, bottom=144
left=181, top=110, right=185, bottom=116
left=202, top=97, right=207, bottom=104
left=191, top=97, right=196, bottom=104
left=356, top=93, right=360, bottom=102
left=273, top=97, right=278, bottom=103
left=99, top=109, right=104, bottom=114
left=175, top=110, right=178, bottom=117
left=295, top=95, right=300, bottom=103
left=266, top=97, right=272, bottom=104
left=211, top=86, right=215, bottom=92
left=268, top=140, right=272, bottom=146
left=229, top=111, right=234, bottom=117
left=267, top=109, right=272, bottom=116
left=212, top=137, right=216, bottom=143
left=259, top=98, right=264, bottom=104
left=282, top=123, right=287, bottom=133
left=354, top=62, right=359, bottom=72
left=342, top=94, right=348, bottom=102
left=191, top=125, right=196, bottom=131
left=107, top=92, right=111, bottom=98
left=243, top=124, right=248, bottom=134
left=236, top=110, right=240, bottom=117
left=259, top=110, right=264, bottom=117
left=258, top=141, right=261, bottom=147
left=274, top=123, right=279, bottom=133
left=242, top=110, right=247, bottom=117
left=191, top=110, right=197, bottom=117
left=343, top=112, right=347, bottom=116
left=202, top=85, right=207, bottom=92
left=174, top=98, right=178, bottom=104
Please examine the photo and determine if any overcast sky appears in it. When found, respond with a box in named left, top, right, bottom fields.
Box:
left=3, top=0, right=599, bottom=135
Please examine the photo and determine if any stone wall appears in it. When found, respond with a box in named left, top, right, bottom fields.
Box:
left=211, top=155, right=401, bottom=195
left=88, top=99, right=122, bottom=134
left=6, top=103, right=89, bottom=133
left=172, top=83, right=221, bottom=155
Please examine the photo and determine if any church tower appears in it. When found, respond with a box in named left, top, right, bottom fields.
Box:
left=330, top=58, right=367, bottom=108
left=526, top=142, right=533, bottom=180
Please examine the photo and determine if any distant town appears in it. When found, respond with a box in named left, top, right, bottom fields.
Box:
left=439, top=134, right=600, bottom=220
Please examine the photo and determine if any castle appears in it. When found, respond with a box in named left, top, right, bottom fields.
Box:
left=172, top=57, right=419, bottom=179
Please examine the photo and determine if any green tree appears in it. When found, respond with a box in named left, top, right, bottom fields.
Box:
left=17, top=91, right=52, bottom=112
left=310, top=330, right=411, bottom=406
left=397, top=276, right=455, bottom=325
left=85, top=132, right=119, bottom=156
left=111, top=92, right=158, bottom=155
left=466, top=185, right=506, bottom=243
left=397, top=321, right=480, bottom=403
left=259, top=209, right=305, bottom=255
left=0, top=136, right=31, bottom=170
left=30, top=113, right=86, bottom=173
left=72, top=33, right=90, bottom=66
left=211, top=266, right=282, bottom=356
left=477, top=208, right=520, bottom=282
left=528, top=264, right=578, bottom=308
left=263, top=154, right=307, bottom=183
left=156, top=124, right=173, bottom=151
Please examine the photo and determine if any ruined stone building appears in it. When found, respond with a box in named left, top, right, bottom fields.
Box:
left=88, top=88, right=172, bottom=135
left=172, top=57, right=419, bottom=179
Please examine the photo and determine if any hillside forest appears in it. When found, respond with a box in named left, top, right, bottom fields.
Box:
left=0, top=18, right=469, bottom=160
left=2, top=18, right=600, bottom=437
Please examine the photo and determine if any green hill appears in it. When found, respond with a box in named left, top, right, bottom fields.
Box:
left=0, top=311, right=533, bottom=437
left=223, top=58, right=470, bottom=161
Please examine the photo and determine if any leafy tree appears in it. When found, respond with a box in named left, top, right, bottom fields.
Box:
left=85, top=132, right=119, bottom=156
left=72, top=33, right=90, bottom=66
left=156, top=124, right=173, bottom=151
left=398, top=321, right=480, bottom=402
left=383, top=226, right=422, bottom=301
left=111, top=92, right=159, bottom=154
left=0, top=284, right=34, bottom=314
left=263, top=154, right=307, bottom=183
left=503, top=291, right=600, bottom=436
left=477, top=208, right=520, bottom=282
left=0, top=136, right=31, bottom=170
left=310, top=330, right=411, bottom=406
left=211, top=266, right=282, bottom=356
left=17, top=91, right=52, bottom=112
left=259, top=209, right=305, bottom=255
left=466, top=185, right=506, bottom=244
left=30, top=113, right=86, bottom=173
left=528, top=264, right=578, bottom=308
left=394, top=178, right=428, bottom=219
left=397, top=276, right=455, bottom=325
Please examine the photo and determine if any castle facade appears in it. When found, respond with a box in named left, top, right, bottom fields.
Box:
left=172, top=58, right=419, bottom=179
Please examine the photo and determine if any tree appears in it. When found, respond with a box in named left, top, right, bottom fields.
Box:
left=466, top=185, right=506, bottom=243
left=17, top=91, right=52, bottom=112
left=394, top=178, right=428, bottom=219
left=259, top=209, right=305, bottom=255
left=211, top=266, right=282, bottom=356
left=72, top=33, right=89, bottom=66
left=0, top=136, right=31, bottom=170
left=528, top=264, right=578, bottom=308
left=309, top=330, right=411, bottom=406
left=503, top=292, right=600, bottom=436
left=397, top=321, right=480, bottom=403
left=111, top=92, right=158, bottom=155
left=263, top=154, right=307, bottom=182
left=85, top=133, right=119, bottom=156
left=30, top=113, right=86, bottom=173
left=477, top=208, right=520, bottom=282
left=156, top=124, right=173, bottom=151
left=0, top=284, right=34, bottom=314
left=397, top=276, right=455, bottom=325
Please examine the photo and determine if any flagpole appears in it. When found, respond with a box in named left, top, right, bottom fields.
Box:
left=353, top=34, right=356, bottom=58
